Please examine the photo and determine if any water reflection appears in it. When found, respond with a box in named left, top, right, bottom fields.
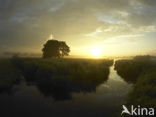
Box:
left=36, top=75, right=109, bottom=101
left=0, top=64, right=132, bottom=117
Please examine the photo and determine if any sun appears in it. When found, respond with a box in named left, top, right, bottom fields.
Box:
left=90, top=46, right=102, bottom=58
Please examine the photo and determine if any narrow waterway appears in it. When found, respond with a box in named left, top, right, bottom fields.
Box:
left=71, top=63, right=132, bottom=116
left=0, top=64, right=132, bottom=117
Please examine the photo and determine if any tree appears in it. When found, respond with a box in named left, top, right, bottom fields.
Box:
left=42, top=39, right=70, bottom=58
left=59, top=41, right=70, bottom=57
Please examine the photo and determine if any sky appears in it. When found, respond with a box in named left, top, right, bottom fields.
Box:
left=0, top=0, right=156, bottom=57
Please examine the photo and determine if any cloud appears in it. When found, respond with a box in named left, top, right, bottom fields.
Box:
left=0, top=0, right=156, bottom=55
left=136, top=0, right=156, bottom=6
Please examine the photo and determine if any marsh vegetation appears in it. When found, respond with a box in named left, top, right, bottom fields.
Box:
left=0, top=56, right=155, bottom=117
left=0, top=58, right=113, bottom=100
left=0, top=59, right=21, bottom=92
left=115, top=56, right=156, bottom=107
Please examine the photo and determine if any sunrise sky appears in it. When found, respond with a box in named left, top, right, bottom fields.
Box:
left=0, top=0, right=156, bottom=57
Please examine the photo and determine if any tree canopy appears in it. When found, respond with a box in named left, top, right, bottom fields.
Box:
left=42, top=40, right=70, bottom=58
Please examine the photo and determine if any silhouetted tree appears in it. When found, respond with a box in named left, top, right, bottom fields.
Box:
left=59, top=41, right=70, bottom=57
left=42, top=40, right=70, bottom=58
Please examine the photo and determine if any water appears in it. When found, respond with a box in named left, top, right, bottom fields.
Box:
left=0, top=65, right=132, bottom=117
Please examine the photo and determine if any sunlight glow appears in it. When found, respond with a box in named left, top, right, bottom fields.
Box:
left=90, top=46, right=102, bottom=58
left=47, top=34, right=54, bottom=40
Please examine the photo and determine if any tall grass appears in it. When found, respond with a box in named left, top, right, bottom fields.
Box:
left=0, top=57, right=113, bottom=100
left=127, top=71, right=156, bottom=107
left=114, top=55, right=154, bottom=83
left=0, top=59, right=20, bottom=91
left=115, top=56, right=156, bottom=107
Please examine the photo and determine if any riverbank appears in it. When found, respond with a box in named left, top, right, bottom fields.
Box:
left=115, top=56, right=156, bottom=107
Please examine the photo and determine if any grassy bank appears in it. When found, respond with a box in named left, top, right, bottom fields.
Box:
left=115, top=56, right=156, bottom=107
left=0, top=58, right=113, bottom=99
left=0, top=59, right=21, bottom=92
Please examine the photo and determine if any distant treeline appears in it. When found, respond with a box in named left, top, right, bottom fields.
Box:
left=2, top=52, right=42, bottom=58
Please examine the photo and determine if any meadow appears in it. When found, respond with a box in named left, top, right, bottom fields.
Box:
left=115, top=56, right=156, bottom=107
